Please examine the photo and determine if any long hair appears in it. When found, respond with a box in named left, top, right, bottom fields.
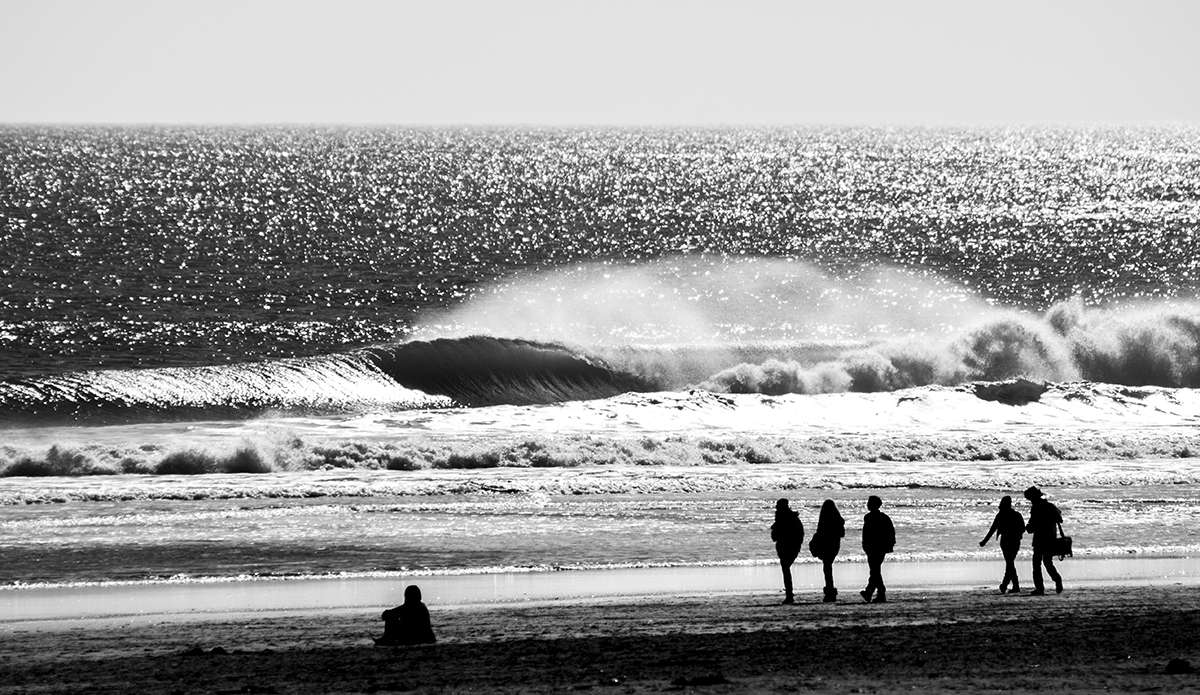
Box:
left=818, top=499, right=843, bottom=529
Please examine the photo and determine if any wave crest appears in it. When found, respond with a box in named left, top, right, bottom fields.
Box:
left=0, top=354, right=450, bottom=426
left=698, top=302, right=1200, bottom=394
left=0, top=337, right=651, bottom=425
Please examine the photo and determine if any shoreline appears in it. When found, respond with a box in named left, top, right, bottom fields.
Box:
left=5, top=555, right=1197, bottom=628
left=2, top=583, right=1198, bottom=693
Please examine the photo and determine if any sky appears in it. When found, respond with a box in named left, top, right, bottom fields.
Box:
left=1, top=0, right=1197, bottom=126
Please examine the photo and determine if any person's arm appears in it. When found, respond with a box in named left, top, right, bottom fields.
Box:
left=980, top=513, right=1000, bottom=546
left=419, top=604, right=437, bottom=644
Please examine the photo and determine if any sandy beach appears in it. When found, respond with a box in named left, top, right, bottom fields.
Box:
left=3, top=579, right=1199, bottom=694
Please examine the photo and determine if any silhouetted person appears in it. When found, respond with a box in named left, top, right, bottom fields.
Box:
left=771, top=498, right=804, bottom=604
left=810, top=499, right=845, bottom=602
left=859, top=495, right=895, bottom=604
left=374, top=585, right=437, bottom=646
left=980, top=495, right=1025, bottom=594
left=1023, top=486, right=1064, bottom=595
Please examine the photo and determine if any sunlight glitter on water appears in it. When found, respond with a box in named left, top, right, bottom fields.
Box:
left=2, top=483, right=1198, bottom=586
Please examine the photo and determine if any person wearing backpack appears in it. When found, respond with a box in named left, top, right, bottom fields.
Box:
left=1023, top=486, right=1064, bottom=595
left=771, top=498, right=805, bottom=604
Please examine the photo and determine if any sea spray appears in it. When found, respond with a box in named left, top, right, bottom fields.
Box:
left=697, top=301, right=1200, bottom=394
left=413, top=258, right=988, bottom=347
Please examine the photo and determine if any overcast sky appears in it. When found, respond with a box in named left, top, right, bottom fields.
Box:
left=2, top=0, right=1197, bottom=126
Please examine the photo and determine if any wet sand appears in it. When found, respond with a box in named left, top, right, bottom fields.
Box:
left=3, top=579, right=1199, bottom=693
left=3, top=556, right=1199, bottom=624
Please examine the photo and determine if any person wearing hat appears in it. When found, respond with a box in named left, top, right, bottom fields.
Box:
left=1023, top=486, right=1064, bottom=595
left=771, top=498, right=805, bottom=604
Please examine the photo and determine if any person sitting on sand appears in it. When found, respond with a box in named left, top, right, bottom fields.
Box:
left=1023, top=486, right=1064, bottom=595
left=860, top=495, right=895, bottom=604
left=980, top=495, right=1025, bottom=594
left=771, top=498, right=805, bottom=604
left=375, top=585, right=437, bottom=646
left=809, top=499, right=845, bottom=603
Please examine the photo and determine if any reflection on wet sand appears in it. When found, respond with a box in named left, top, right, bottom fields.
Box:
left=5, top=556, right=1197, bottom=626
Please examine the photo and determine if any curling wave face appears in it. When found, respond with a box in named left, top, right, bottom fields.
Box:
left=0, top=337, right=654, bottom=425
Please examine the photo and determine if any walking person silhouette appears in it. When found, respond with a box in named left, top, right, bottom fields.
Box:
left=810, top=499, right=845, bottom=602
left=771, top=498, right=805, bottom=604
left=1024, top=486, right=1064, bottom=595
left=860, top=495, right=895, bottom=604
left=979, top=495, right=1025, bottom=594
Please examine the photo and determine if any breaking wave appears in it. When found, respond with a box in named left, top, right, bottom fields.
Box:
left=4, top=299, right=1200, bottom=426
left=0, top=337, right=650, bottom=426
left=695, top=300, right=1200, bottom=395
left=0, top=352, right=450, bottom=426
left=364, top=336, right=651, bottom=406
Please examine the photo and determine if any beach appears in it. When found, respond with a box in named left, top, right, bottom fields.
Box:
left=3, top=580, right=1199, bottom=694
left=5, top=125, right=1200, bottom=693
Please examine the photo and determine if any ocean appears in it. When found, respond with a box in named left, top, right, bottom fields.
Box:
left=2, top=125, right=1200, bottom=590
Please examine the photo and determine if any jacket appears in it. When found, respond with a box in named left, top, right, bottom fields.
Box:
left=861, top=510, right=896, bottom=555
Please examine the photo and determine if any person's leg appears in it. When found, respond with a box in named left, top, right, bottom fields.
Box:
left=873, top=552, right=887, bottom=602
left=376, top=616, right=400, bottom=645
left=778, top=547, right=797, bottom=603
left=863, top=553, right=883, bottom=602
left=1031, top=549, right=1046, bottom=594
left=1044, top=553, right=1062, bottom=593
left=822, top=559, right=837, bottom=601
left=1002, top=542, right=1020, bottom=593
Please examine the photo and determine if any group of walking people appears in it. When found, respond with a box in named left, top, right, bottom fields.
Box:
left=373, top=487, right=1068, bottom=647
left=771, top=486, right=1067, bottom=604
left=979, top=485, right=1066, bottom=595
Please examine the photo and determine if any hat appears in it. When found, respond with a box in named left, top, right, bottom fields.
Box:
left=1023, top=486, right=1043, bottom=500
